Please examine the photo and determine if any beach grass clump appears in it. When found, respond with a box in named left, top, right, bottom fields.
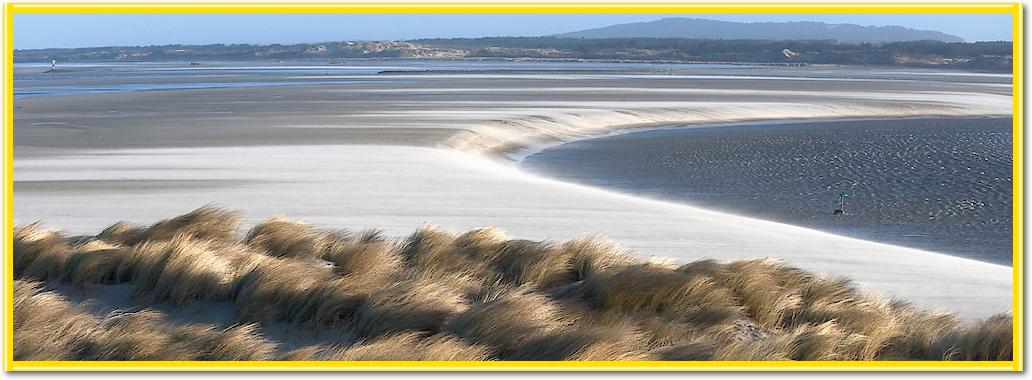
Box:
left=350, top=277, right=469, bottom=339
left=13, top=208, right=1014, bottom=362
left=198, top=324, right=279, bottom=361
left=117, top=235, right=258, bottom=306
left=137, top=206, right=242, bottom=244
left=85, top=313, right=277, bottom=361
left=13, top=280, right=278, bottom=361
left=452, top=227, right=510, bottom=260
left=245, top=216, right=327, bottom=259
left=398, top=226, right=491, bottom=280
left=233, top=255, right=336, bottom=323
left=13, top=280, right=100, bottom=360
left=617, top=312, right=715, bottom=352
left=283, top=233, right=409, bottom=327
left=83, top=313, right=278, bottom=361
left=322, top=236, right=405, bottom=278
left=934, top=314, right=1014, bottom=361
left=508, top=324, right=652, bottom=361
left=445, top=287, right=571, bottom=356
left=709, top=328, right=800, bottom=361
left=400, top=226, right=512, bottom=291
left=583, top=264, right=743, bottom=325
left=278, top=345, right=332, bottom=361
left=14, top=223, right=72, bottom=281
left=785, top=322, right=849, bottom=361
left=792, top=288, right=901, bottom=360
left=328, top=331, right=493, bottom=361
left=285, top=274, right=387, bottom=327
left=399, top=225, right=459, bottom=270
left=62, top=240, right=127, bottom=285
left=97, top=221, right=146, bottom=246
left=719, top=259, right=803, bottom=328
left=492, top=240, right=576, bottom=289
left=874, top=303, right=961, bottom=360
left=83, top=310, right=201, bottom=360
left=656, top=341, right=723, bottom=360
left=561, top=237, right=637, bottom=281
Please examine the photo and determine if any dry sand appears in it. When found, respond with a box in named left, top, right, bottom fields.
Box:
left=13, top=65, right=1014, bottom=320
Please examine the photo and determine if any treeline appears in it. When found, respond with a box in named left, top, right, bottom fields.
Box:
left=15, top=37, right=1012, bottom=71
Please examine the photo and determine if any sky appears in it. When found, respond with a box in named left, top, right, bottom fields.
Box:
left=14, top=13, right=1013, bottom=49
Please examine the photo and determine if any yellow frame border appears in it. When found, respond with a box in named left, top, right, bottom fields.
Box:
left=2, top=1, right=1023, bottom=372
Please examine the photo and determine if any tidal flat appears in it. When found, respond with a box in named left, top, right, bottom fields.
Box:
left=522, top=117, right=1013, bottom=265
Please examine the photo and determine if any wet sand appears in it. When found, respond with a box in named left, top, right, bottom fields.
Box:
left=13, top=179, right=258, bottom=193
left=13, top=62, right=1014, bottom=320
left=14, top=65, right=1009, bottom=156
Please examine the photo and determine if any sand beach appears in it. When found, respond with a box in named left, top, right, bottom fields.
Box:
left=12, top=62, right=1014, bottom=324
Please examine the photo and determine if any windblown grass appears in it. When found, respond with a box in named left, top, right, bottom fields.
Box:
left=117, top=235, right=259, bottom=306
left=245, top=216, right=326, bottom=259
left=322, top=233, right=404, bottom=278
left=14, top=207, right=1014, bottom=361
left=492, top=240, right=574, bottom=288
left=137, top=206, right=242, bottom=244
left=445, top=287, right=571, bottom=357
left=14, top=280, right=277, bottom=360
left=327, top=331, right=493, bottom=361
left=583, top=263, right=744, bottom=325
left=14, top=223, right=71, bottom=281
left=233, top=256, right=335, bottom=323
left=351, top=277, right=469, bottom=339
left=63, top=240, right=126, bottom=285
left=97, top=221, right=145, bottom=246
left=508, top=324, right=653, bottom=361
left=286, top=274, right=385, bottom=327
left=561, top=237, right=636, bottom=281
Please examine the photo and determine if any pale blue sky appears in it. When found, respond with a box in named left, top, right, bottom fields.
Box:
left=14, top=13, right=1013, bottom=49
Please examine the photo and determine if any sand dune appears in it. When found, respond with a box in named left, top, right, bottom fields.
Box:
left=12, top=209, right=1012, bottom=361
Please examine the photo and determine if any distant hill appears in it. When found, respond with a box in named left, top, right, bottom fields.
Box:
left=555, top=18, right=965, bottom=43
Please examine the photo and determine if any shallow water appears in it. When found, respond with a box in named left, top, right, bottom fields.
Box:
left=12, top=60, right=758, bottom=98
left=13, top=80, right=368, bottom=98
left=522, top=117, right=1013, bottom=265
left=14, top=60, right=1009, bottom=98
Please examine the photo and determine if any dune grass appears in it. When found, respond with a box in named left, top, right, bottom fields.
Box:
left=445, top=287, right=571, bottom=357
left=351, top=277, right=469, bottom=339
left=13, top=207, right=1014, bottom=361
left=13, top=280, right=278, bottom=361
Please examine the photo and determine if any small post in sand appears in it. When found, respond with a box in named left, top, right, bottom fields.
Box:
left=833, top=192, right=847, bottom=215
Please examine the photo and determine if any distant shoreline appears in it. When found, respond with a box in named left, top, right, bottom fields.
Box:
left=13, top=57, right=1010, bottom=74
left=14, top=37, right=1013, bottom=73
